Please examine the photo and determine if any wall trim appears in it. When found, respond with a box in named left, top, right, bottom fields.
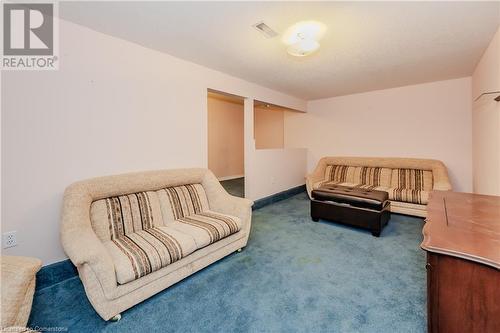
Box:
left=218, top=175, right=244, bottom=181
left=35, top=184, right=306, bottom=290
left=252, top=184, right=306, bottom=210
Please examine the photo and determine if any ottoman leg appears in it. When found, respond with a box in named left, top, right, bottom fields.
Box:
left=311, top=217, right=319, bottom=222
left=371, top=229, right=381, bottom=237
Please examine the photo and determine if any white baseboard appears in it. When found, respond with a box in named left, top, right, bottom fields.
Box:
left=218, top=174, right=244, bottom=181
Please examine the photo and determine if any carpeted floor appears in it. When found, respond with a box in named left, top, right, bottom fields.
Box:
left=29, top=192, right=426, bottom=332
left=221, top=177, right=245, bottom=197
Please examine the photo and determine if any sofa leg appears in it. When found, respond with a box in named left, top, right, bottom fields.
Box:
left=109, top=314, right=121, bottom=322
left=237, top=248, right=243, bottom=253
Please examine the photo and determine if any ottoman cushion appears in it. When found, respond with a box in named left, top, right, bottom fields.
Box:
left=312, top=185, right=389, bottom=211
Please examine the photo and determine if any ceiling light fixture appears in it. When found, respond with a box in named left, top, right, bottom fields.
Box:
left=282, top=21, right=326, bottom=57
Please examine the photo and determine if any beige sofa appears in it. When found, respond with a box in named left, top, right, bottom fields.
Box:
left=60, top=168, right=253, bottom=321
left=306, top=157, right=452, bottom=217
left=1, top=255, right=41, bottom=332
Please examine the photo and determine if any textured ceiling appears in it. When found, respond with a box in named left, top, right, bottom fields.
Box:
left=60, top=1, right=500, bottom=100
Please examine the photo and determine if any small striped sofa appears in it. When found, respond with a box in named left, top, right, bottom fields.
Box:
left=306, top=157, right=452, bottom=217
left=61, top=168, right=253, bottom=321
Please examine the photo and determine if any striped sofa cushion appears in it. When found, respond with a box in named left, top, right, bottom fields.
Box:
left=90, top=183, right=241, bottom=284
left=158, top=184, right=241, bottom=248
left=322, top=165, right=356, bottom=186
left=352, top=167, right=392, bottom=188
left=172, top=211, right=241, bottom=248
left=337, top=183, right=390, bottom=192
left=90, top=191, right=164, bottom=242
left=157, top=184, right=210, bottom=221
left=91, top=191, right=197, bottom=284
left=389, top=188, right=430, bottom=205
left=390, top=169, right=433, bottom=191
left=388, top=168, right=433, bottom=205
left=104, top=226, right=196, bottom=284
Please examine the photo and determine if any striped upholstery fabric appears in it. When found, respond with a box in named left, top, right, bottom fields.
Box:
left=352, top=167, right=392, bottom=188
left=318, top=165, right=355, bottom=188
left=157, top=184, right=210, bottom=222
left=104, top=226, right=196, bottom=284
left=315, top=165, right=436, bottom=206
left=90, top=191, right=164, bottom=242
left=90, top=183, right=241, bottom=284
left=390, top=169, right=433, bottom=191
left=158, top=184, right=241, bottom=248
left=91, top=191, right=197, bottom=284
left=174, top=211, right=241, bottom=248
left=324, top=165, right=355, bottom=183
left=389, top=188, right=430, bottom=205
left=388, top=169, right=433, bottom=204
left=331, top=182, right=390, bottom=192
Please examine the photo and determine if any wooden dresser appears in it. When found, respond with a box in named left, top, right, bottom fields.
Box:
left=421, top=191, right=500, bottom=333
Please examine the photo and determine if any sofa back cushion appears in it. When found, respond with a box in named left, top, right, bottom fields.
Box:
left=90, top=191, right=164, bottom=242
left=352, top=167, right=392, bottom=187
left=390, top=169, right=433, bottom=191
left=157, top=184, right=210, bottom=223
left=324, top=165, right=355, bottom=184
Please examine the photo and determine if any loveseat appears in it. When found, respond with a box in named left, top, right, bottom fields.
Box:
left=60, top=168, right=253, bottom=321
left=306, top=157, right=452, bottom=217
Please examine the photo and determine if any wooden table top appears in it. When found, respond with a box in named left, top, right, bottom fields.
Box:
left=421, top=191, right=500, bottom=270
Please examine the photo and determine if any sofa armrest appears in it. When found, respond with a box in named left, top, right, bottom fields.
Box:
left=306, top=173, right=324, bottom=198
left=306, top=158, right=328, bottom=199
left=433, top=181, right=452, bottom=191
left=201, top=172, right=253, bottom=232
left=217, top=195, right=253, bottom=234
left=432, top=161, right=453, bottom=191
left=60, top=185, right=117, bottom=290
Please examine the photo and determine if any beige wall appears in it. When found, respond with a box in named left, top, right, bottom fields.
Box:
left=472, top=27, right=500, bottom=195
left=254, top=107, right=284, bottom=149
left=1, top=19, right=306, bottom=264
left=207, top=97, right=244, bottom=179
left=285, top=77, right=473, bottom=192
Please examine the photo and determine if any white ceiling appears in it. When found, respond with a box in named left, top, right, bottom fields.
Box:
left=60, top=1, right=500, bottom=100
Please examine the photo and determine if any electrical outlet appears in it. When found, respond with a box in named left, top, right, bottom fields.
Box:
left=3, top=231, right=17, bottom=248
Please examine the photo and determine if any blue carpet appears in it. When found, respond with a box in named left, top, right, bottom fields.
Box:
left=221, top=177, right=245, bottom=198
left=29, top=192, right=426, bottom=332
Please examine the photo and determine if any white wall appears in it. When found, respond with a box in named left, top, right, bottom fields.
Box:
left=285, top=78, right=473, bottom=192
left=472, top=27, right=500, bottom=102
left=472, top=27, right=500, bottom=195
left=243, top=100, right=307, bottom=200
left=246, top=148, right=308, bottom=199
left=1, top=19, right=306, bottom=264
left=472, top=99, right=499, bottom=195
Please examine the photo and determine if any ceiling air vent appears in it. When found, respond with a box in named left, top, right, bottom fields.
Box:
left=252, top=21, right=278, bottom=38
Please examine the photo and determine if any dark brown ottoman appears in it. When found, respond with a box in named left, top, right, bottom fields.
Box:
left=311, top=185, right=390, bottom=236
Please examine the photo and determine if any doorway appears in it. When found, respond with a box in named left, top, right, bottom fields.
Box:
left=207, top=89, right=245, bottom=197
